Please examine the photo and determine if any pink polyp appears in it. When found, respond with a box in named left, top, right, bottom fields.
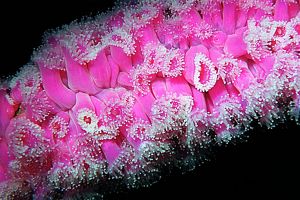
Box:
left=151, top=78, right=167, bottom=99
left=208, top=79, right=229, bottom=106
left=224, top=31, right=247, bottom=57
left=203, top=5, right=223, bottom=28
left=184, top=45, right=209, bottom=85
left=63, top=48, right=99, bottom=94
left=120, top=126, right=142, bottom=151
left=106, top=11, right=125, bottom=29
left=95, top=89, right=120, bottom=104
left=225, top=83, right=240, bottom=98
left=253, top=8, right=269, bottom=21
left=117, top=72, right=133, bottom=88
left=89, top=50, right=111, bottom=89
left=2, top=1, right=300, bottom=197
left=209, top=47, right=223, bottom=64
left=135, top=92, right=156, bottom=118
left=10, top=84, right=22, bottom=103
left=274, top=0, right=290, bottom=21
left=48, top=111, right=70, bottom=134
left=165, top=76, right=192, bottom=96
left=132, top=100, right=148, bottom=122
left=131, top=41, right=144, bottom=66
left=107, top=55, right=120, bottom=88
left=68, top=113, right=82, bottom=138
left=236, top=9, right=249, bottom=28
left=90, top=96, right=106, bottom=117
left=137, top=24, right=159, bottom=47
left=181, top=8, right=202, bottom=24
left=5, top=116, right=53, bottom=177
left=101, top=141, right=121, bottom=166
left=0, top=164, right=6, bottom=182
left=23, top=89, right=58, bottom=122
left=0, top=140, right=9, bottom=174
left=191, top=86, right=207, bottom=111
left=222, top=2, right=236, bottom=34
left=256, top=56, right=275, bottom=78
left=247, top=62, right=266, bottom=80
left=210, top=31, right=228, bottom=48
left=0, top=90, right=16, bottom=135
left=72, top=92, right=95, bottom=113
left=110, top=46, right=133, bottom=73
left=39, top=66, right=76, bottom=110
left=233, top=61, right=255, bottom=92
left=178, top=39, right=189, bottom=51
left=288, top=3, right=300, bottom=18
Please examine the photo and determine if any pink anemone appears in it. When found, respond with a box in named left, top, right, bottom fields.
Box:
left=1, top=0, right=300, bottom=198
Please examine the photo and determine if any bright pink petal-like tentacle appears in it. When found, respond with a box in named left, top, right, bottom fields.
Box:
left=110, top=46, right=133, bottom=73
left=0, top=90, right=16, bottom=135
left=274, top=0, right=290, bottom=21
left=107, top=55, right=120, bottom=88
left=135, top=92, right=156, bottom=119
left=89, top=50, right=111, bottom=89
left=165, top=76, right=192, bottom=96
left=191, top=86, right=207, bottom=111
left=39, top=66, right=76, bottom=110
left=210, top=31, right=228, bottom=48
left=101, top=141, right=121, bottom=166
left=224, top=29, right=247, bottom=57
left=236, top=8, right=249, bottom=28
left=90, top=96, right=106, bottom=117
left=137, top=24, right=159, bottom=47
left=63, top=48, right=100, bottom=94
left=232, top=61, right=255, bottom=93
left=208, top=79, right=229, bottom=106
left=72, top=92, right=95, bottom=113
left=10, top=84, right=22, bottom=103
left=132, top=100, right=150, bottom=122
left=223, top=2, right=237, bottom=34
left=0, top=139, right=10, bottom=180
left=256, top=56, right=275, bottom=78
left=151, top=78, right=167, bottom=99
left=117, top=72, right=133, bottom=88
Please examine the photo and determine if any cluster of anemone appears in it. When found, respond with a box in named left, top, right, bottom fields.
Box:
left=1, top=0, right=300, bottom=199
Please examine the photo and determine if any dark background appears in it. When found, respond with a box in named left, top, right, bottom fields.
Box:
left=0, top=1, right=299, bottom=199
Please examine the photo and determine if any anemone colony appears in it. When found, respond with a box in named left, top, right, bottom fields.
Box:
left=0, top=0, right=300, bottom=199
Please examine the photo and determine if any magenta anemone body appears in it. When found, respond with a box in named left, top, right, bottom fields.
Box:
left=1, top=0, right=300, bottom=198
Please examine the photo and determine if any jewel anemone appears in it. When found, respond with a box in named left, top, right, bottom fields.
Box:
left=1, top=0, right=300, bottom=199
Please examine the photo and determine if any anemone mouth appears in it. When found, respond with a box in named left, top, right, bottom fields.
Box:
left=193, top=53, right=217, bottom=92
left=1, top=0, right=300, bottom=199
left=217, top=55, right=240, bottom=84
